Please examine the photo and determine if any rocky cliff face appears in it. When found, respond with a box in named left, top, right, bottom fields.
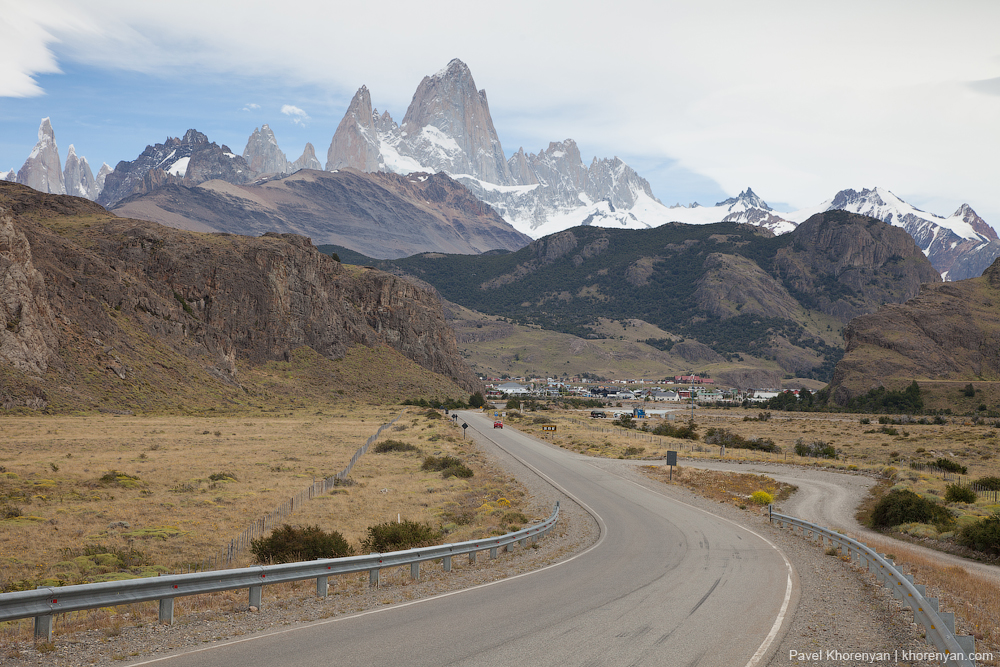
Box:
left=291, top=143, right=322, bottom=172
left=829, top=258, right=1000, bottom=403
left=773, top=210, right=940, bottom=322
left=399, top=59, right=512, bottom=185
left=63, top=145, right=100, bottom=200
left=16, top=118, right=65, bottom=195
left=242, top=124, right=289, bottom=175
left=0, top=182, right=481, bottom=410
left=98, top=130, right=253, bottom=208
left=325, top=86, right=385, bottom=172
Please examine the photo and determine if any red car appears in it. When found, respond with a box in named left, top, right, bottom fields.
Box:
left=493, top=421, right=503, bottom=429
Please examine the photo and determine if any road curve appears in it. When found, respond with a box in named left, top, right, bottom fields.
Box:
left=681, top=458, right=1000, bottom=584
left=133, top=412, right=795, bottom=667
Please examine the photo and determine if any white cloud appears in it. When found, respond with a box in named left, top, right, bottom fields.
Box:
left=242, top=102, right=261, bottom=111
left=5, top=0, right=1000, bottom=223
left=281, top=104, right=309, bottom=126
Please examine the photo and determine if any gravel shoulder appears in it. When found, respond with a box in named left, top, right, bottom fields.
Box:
left=1, top=433, right=948, bottom=667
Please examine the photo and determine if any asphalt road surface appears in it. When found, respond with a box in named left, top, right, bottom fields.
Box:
left=134, top=411, right=794, bottom=667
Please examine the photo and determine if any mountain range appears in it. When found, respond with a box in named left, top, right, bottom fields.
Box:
left=0, top=181, right=479, bottom=412
left=349, top=209, right=940, bottom=383
left=5, top=59, right=998, bottom=281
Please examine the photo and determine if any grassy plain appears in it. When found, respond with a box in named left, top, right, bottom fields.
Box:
left=0, top=406, right=531, bottom=594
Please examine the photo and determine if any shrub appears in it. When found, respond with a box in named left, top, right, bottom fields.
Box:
left=469, top=391, right=486, bottom=408
left=374, top=440, right=420, bottom=454
left=750, top=490, right=773, bottom=506
left=208, top=471, right=237, bottom=482
left=958, top=512, right=1000, bottom=556
left=962, top=383, right=976, bottom=397
left=793, top=439, right=837, bottom=459
left=869, top=489, right=954, bottom=530
left=944, top=484, right=977, bottom=503
left=704, top=427, right=778, bottom=453
left=974, top=476, right=1000, bottom=491
left=934, top=458, right=968, bottom=475
left=250, top=524, right=353, bottom=564
left=650, top=420, right=699, bottom=440
left=423, top=410, right=442, bottom=420
left=623, top=446, right=645, bottom=457
left=362, top=519, right=440, bottom=553
left=421, top=455, right=473, bottom=478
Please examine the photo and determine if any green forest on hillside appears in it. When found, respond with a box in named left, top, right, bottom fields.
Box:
left=322, top=223, right=844, bottom=380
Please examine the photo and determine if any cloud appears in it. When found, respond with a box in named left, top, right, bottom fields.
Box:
left=5, top=0, right=1000, bottom=223
left=281, top=104, right=309, bottom=125
left=242, top=102, right=261, bottom=111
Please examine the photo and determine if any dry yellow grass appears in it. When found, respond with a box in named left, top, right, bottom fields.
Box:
left=861, top=535, right=1000, bottom=663
left=641, top=465, right=796, bottom=508
left=0, top=407, right=531, bottom=593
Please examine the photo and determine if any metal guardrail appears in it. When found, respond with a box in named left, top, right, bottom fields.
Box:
left=770, top=509, right=979, bottom=667
left=2, top=502, right=559, bottom=641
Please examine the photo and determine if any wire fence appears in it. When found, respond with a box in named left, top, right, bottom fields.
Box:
left=191, top=412, right=405, bottom=572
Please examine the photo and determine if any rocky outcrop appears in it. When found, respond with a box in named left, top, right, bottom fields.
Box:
left=399, top=59, right=512, bottom=185
left=98, top=129, right=253, bottom=208
left=63, top=145, right=100, bottom=200
left=326, top=86, right=384, bottom=172
left=16, top=118, right=65, bottom=195
left=694, top=253, right=800, bottom=320
left=773, top=210, right=940, bottom=322
left=0, top=181, right=482, bottom=409
left=0, top=206, right=59, bottom=377
left=829, top=258, right=1000, bottom=403
left=291, top=143, right=322, bottom=172
left=242, top=124, right=289, bottom=175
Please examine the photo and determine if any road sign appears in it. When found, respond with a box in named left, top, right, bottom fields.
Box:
left=541, top=425, right=557, bottom=432
left=666, top=451, right=677, bottom=466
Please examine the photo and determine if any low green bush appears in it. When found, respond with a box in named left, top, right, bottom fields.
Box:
left=704, top=427, right=779, bottom=453
left=944, top=484, right=977, bottom=504
left=869, top=489, right=954, bottom=530
left=935, top=458, right=967, bottom=475
left=374, top=440, right=420, bottom=454
left=750, top=491, right=773, bottom=506
left=250, top=524, right=353, bottom=564
left=361, top=519, right=440, bottom=553
left=421, top=455, right=473, bottom=478
left=957, top=513, right=1000, bottom=556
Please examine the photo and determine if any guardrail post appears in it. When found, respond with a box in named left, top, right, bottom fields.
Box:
left=520, top=537, right=528, bottom=548
left=442, top=556, right=452, bottom=572
left=316, top=575, right=329, bottom=597
left=159, top=597, right=175, bottom=624
left=370, top=568, right=380, bottom=587
left=925, top=597, right=939, bottom=612
left=410, top=562, right=420, bottom=580
left=249, top=585, right=262, bottom=609
left=34, top=613, right=52, bottom=642
left=956, top=635, right=976, bottom=658
left=34, top=586, right=52, bottom=641
left=939, top=611, right=956, bottom=634
left=490, top=547, right=498, bottom=559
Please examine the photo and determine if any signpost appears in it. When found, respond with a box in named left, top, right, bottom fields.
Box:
left=666, top=450, right=677, bottom=481
left=462, top=423, right=468, bottom=438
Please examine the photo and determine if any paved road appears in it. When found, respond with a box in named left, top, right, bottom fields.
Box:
left=681, top=458, right=1000, bottom=583
left=134, top=412, right=795, bottom=667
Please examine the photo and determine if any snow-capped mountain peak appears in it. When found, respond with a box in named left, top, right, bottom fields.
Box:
left=716, top=187, right=772, bottom=212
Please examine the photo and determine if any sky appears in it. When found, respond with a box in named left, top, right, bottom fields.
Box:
left=2, top=0, right=999, bottom=224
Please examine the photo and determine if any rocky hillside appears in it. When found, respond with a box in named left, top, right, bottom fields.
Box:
left=0, top=182, right=480, bottom=412
left=371, top=211, right=939, bottom=381
left=828, top=257, right=1000, bottom=403
left=111, top=168, right=532, bottom=259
